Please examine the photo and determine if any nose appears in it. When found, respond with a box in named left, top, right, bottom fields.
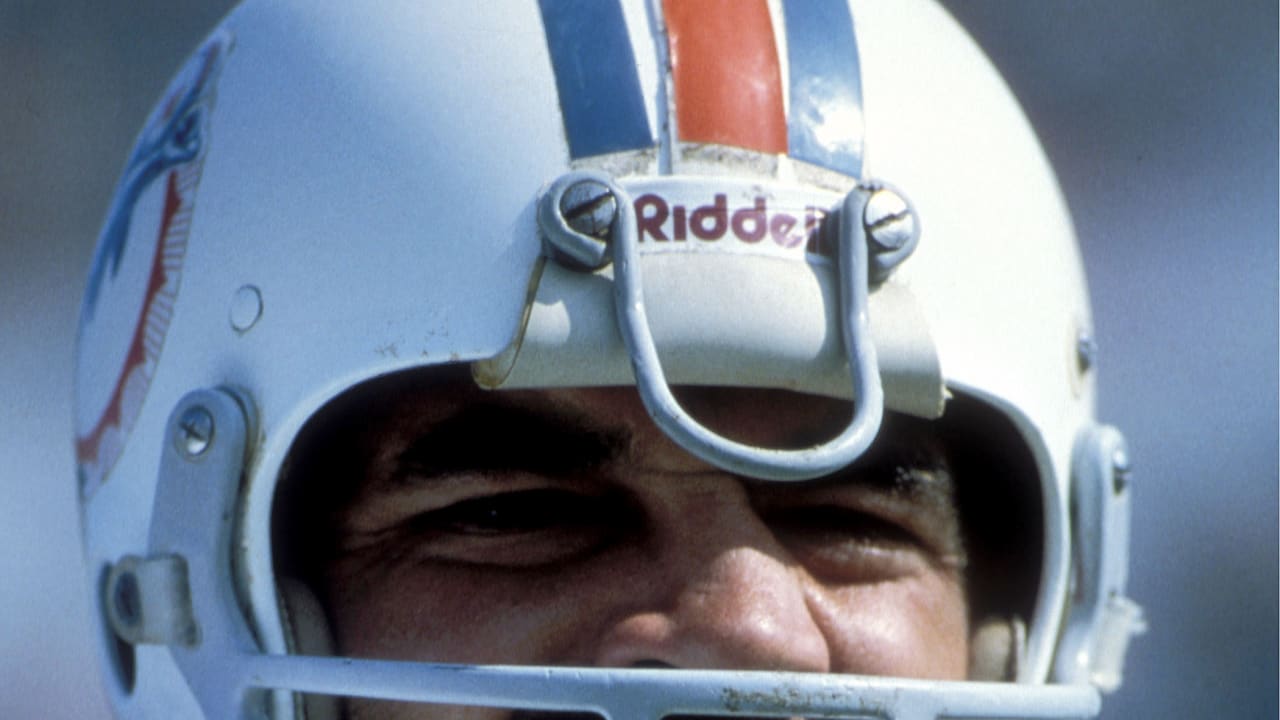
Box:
left=593, top=522, right=831, bottom=672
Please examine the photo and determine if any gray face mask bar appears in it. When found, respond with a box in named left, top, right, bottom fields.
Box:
left=241, top=654, right=1102, bottom=720
left=538, top=171, right=919, bottom=482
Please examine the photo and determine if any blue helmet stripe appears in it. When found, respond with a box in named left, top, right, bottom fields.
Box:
left=539, top=0, right=654, bottom=159
left=783, top=0, right=864, bottom=177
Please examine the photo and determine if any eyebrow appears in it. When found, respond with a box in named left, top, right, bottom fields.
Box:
left=749, top=421, right=962, bottom=520
left=393, top=401, right=628, bottom=484
left=854, top=435, right=957, bottom=510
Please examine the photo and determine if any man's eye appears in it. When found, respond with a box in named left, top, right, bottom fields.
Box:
left=410, top=489, right=614, bottom=536
left=764, top=505, right=932, bottom=582
left=383, top=488, right=633, bottom=569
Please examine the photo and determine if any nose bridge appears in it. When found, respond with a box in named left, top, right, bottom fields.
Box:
left=595, top=488, right=832, bottom=672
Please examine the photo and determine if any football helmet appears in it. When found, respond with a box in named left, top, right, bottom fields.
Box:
left=75, top=1, right=1144, bottom=717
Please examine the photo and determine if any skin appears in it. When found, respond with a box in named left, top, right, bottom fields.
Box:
left=298, top=378, right=970, bottom=719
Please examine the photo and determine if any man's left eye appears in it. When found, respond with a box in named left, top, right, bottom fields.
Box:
left=387, top=488, right=634, bottom=568
left=766, top=505, right=920, bottom=547
left=763, top=505, right=934, bottom=582
left=410, top=489, right=615, bottom=536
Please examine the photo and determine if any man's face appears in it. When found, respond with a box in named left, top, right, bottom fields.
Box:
left=296, top=377, right=969, bottom=718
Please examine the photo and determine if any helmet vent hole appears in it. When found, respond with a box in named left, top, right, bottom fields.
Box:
left=98, top=564, right=137, bottom=695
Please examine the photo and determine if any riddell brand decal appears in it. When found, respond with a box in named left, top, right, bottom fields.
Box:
left=75, top=34, right=228, bottom=498
left=633, top=192, right=833, bottom=256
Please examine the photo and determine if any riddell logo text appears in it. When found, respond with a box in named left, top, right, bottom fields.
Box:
left=634, top=193, right=830, bottom=252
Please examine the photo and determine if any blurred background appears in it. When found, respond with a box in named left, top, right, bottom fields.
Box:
left=1, top=2, right=1274, bottom=717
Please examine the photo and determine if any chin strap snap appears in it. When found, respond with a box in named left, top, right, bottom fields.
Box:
left=539, top=171, right=918, bottom=482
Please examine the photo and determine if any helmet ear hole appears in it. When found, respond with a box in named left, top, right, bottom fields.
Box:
left=98, top=563, right=137, bottom=695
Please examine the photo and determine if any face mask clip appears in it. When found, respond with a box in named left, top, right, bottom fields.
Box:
left=114, top=387, right=273, bottom=718
left=1055, top=424, right=1146, bottom=691
left=538, top=171, right=919, bottom=481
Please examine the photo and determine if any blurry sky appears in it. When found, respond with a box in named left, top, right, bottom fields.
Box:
left=1, top=2, right=1275, bottom=718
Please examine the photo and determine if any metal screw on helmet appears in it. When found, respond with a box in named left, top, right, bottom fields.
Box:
left=539, top=173, right=617, bottom=271
left=860, top=183, right=920, bottom=282
left=560, top=179, right=618, bottom=240
left=175, top=405, right=215, bottom=458
left=1110, top=446, right=1131, bottom=494
left=864, top=189, right=913, bottom=250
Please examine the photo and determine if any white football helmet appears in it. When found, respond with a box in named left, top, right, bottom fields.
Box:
left=76, top=1, right=1144, bottom=718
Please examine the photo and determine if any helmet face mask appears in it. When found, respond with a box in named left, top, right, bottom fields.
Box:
left=76, top=1, right=1142, bottom=718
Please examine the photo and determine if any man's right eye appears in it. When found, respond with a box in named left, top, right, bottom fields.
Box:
left=410, top=488, right=613, bottom=536
left=394, top=488, right=632, bottom=568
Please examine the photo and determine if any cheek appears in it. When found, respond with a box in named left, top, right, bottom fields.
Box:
left=324, top=558, right=617, bottom=666
left=810, top=571, right=969, bottom=679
